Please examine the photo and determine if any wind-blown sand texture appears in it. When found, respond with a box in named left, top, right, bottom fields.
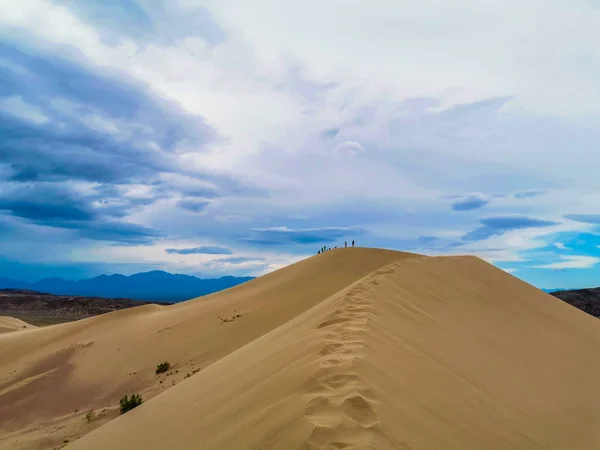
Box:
left=1, top=248, right=600, bottom=449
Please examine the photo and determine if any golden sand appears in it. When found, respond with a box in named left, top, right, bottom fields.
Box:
left=1, top=249, right=599, bottom=449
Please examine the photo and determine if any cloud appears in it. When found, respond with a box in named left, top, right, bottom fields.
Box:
left=75, top=221, right=163, bottom=244
left=177, top=199, right=210, bottom=212
left=277, top=65, right=338, bottom=105
left=53, top=0, right=227, bottom=47
left=166, top=246, right=233, bottom=255
left=217, top=256, right=266, bottom=263
left=514, top=189, right=546, bottom=199
left=0, top=42, right=217, bottom=186
left=451, top=195, right=489, bottom=211
left=334, top=141, right=364, bottom=156
left=0, top=179, right=170, bottom=244
left=0, top=185, right=93, bottom=221
left=554, top=242, right=567, bottom=250
left=0, top=37, right=262, bottom=245
left=439, top=96, right=514, bottom=119
left=321, top=127, right=340, bottom=139
left=565, top=214, right=600, bottom=225
left=463, top=216, right=558, bottom=242
left=0, top=96, right=49, bottom=124
left=2, top=0, right=600, bottom=289
left=0, top=181, right=138, bottom=222
left=534, top=255, right=600, bottom=270
left=416, top=236, right=440, bottom=246
left=244, top=227, right=359, bottom=246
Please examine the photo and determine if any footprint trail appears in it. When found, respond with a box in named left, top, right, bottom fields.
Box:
left=304, top=282, right=382, bottom=449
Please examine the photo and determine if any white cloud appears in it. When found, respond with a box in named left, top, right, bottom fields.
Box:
left=202, top=0, right=600, bottom=116
left=334, top=141, right=364, bottom=156
left=554, top=242, right=567, bottom=250
left=534, top=255, right=600, bottom=270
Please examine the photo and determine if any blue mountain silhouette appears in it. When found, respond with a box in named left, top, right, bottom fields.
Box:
left=0, top=270, right=254, bottom=302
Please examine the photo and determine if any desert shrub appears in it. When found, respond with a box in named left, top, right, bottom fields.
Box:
left=155, top=361, right=170, bottom=374
left=85, top=410, right=96, bottom=423
left=119, top=394, right=143, bottom=414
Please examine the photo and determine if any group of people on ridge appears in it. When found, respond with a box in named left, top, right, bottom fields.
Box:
left=318, top=240, right=354, bottom=255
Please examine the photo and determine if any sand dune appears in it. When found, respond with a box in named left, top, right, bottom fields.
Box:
left=2, top=249, right=600, bottom=449
left=0, top=317, right=35, bottom=334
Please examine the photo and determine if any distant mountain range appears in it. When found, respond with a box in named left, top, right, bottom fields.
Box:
left=0, top=271, right=254, bottom=302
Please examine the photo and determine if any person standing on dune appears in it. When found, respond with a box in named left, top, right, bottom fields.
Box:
left=352, top=240, right=355, bottom=247
left=345, top=241, right=347, bottom=248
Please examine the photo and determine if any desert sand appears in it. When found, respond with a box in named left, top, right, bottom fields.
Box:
left=1, top=248, right=600, bottom=449
left=0, top=316, right=36, bottom=334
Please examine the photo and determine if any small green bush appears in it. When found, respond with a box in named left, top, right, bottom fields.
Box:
left=119, top=394, right=143, bottom=414
left=85, top=409, right=95, bottom=423
left=155, top=361, right=170, bottom=374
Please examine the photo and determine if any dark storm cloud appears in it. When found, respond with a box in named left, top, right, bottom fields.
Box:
left=0, top=40, right=264, bottom=244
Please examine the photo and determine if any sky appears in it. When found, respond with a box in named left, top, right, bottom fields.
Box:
left=1, top=0, right=600, bottom=289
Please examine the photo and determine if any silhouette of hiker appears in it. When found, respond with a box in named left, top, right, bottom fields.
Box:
left=318, top=250, right=321, bottom=255
left=345, top=241, right=347, bottom=248
left=352, top=240, right=355, bottom=247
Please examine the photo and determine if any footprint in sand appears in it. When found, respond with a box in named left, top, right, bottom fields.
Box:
left=318, top=317, right=355, bottom=329
left=305, top=282, right=380, bottom=449
left=319, top=343, right=364, bottom=357
left=341, top=394, right=378, bottom=427
left=307, top=425, right=376, bottom=450
left=317, top=373, right=364, bottom=390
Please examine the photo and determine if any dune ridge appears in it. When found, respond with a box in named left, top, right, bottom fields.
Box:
left=2, top=249, right=600, bottom=449
left=0, top=316, right=35, bottom=334
left=0, top=248, right=413, bottom=449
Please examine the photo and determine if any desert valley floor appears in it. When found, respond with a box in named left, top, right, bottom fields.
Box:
left=1, top=248, right=600, bottom=449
